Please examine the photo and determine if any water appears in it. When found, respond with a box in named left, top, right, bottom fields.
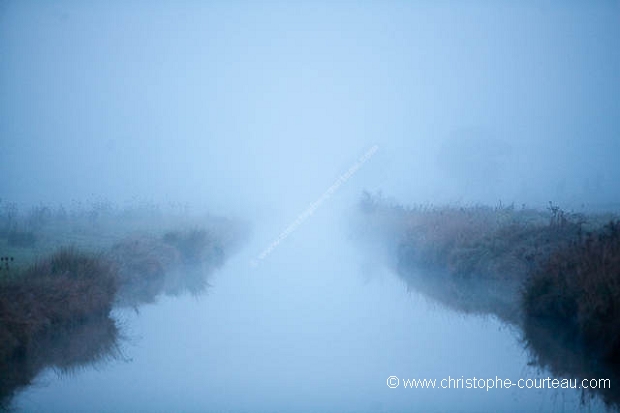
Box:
left=10, top=210, right=606, bottom=413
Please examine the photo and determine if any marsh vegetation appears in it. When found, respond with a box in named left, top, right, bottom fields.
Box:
left=0, top=201, right=247, bottom=408
left=354, top=191, right=620, bottom=409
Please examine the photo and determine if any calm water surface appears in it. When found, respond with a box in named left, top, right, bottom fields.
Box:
left=12, top=212, right=603, bottom=413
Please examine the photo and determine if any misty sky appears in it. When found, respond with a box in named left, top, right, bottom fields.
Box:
left=2, top=1, right=619, bottom=216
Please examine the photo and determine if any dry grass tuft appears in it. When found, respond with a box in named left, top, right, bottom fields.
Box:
left=0, top=248, right=117, bottom=363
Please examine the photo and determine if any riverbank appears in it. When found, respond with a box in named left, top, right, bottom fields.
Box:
left=0, top=202, right=247, bottom=408
left=0, top=248, right=117, bottom=363
left=353, top=192, right=620, bottom=406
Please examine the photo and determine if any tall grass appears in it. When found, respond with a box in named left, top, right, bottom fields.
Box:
left=524, top=221, right=620, bottom=362
left=354, top=192, right=620, bottom=394
left=0, top=200, right=248, bottom=409
left=0, top=248, right=117, bottom=362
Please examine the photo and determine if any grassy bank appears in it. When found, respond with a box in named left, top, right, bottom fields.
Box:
left=0, top=201, right=247, bottom=408
left=523, top=220, right=620, bottom=363
left=0, top=200, right=246, bottom=276
left=0, top=248, right=117, bottom=364
left=354, top=192, right=620, bottom=388
left=0, top=226, right=231, bottom=362
left=110, top=228, right=229, bottom=306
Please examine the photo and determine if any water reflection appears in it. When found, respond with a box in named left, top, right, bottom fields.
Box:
left=109, top=234, right=222, bottom=308
left=395, top=261, right=620, bottom=411
left=395, top=260, right=522, bottom=325
left=0, top=315, right=120, bottom=410
left=0, top=230, right=237, bottom=411
left=523, top=317, right=620, bottom=410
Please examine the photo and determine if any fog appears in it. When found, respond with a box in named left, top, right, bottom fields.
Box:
left=3, top=1, right=619, bottom=213
left=1, top=1, right=619, bottom=412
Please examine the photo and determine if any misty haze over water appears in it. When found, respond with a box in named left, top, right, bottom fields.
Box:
left=1, top=1, right=619, bottom=412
